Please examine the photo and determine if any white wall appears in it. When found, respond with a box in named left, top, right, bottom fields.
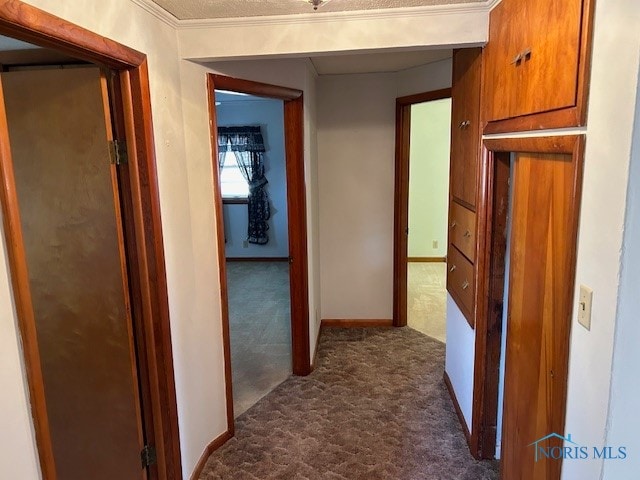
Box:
left=317, top=72, right=397, bottom=320
left=444, top=294, right=475, bottom=430
left=397, top=58, right=453, bottom=97
left=408, top=98, right=451, bottom=258
left=601, top=62, right=640, bottom=480
left=0, top=210, right=40, bottom=480
left=177, top=8, right=488, bottom=61
left=217, top=98, right=289, bottom=258
left=317, top=61, right=452, bottom=320
left=178, top=58, right=322, bottom=366
left=561, top=0, right=640, bottom=477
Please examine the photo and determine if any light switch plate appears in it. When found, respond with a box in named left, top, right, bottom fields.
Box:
left=578, top=285, right=593, bottom=331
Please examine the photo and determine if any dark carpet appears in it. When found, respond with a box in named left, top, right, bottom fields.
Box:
left=200, top=327, right=499, bottom=479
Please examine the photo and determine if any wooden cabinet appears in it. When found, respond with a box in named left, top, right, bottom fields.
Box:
left=448, top=48, right=482, bottom=327
left=449, top=201, right=476, bottom=262
left=450, top=48, right=482, bottom=208
left=483, top=0, right=594, bottom=132
left=447, top=244, right=475, bottom=323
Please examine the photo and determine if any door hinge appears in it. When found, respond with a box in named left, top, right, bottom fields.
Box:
left=141, top=445, right=157, bottom=468
left=109, top=139, right=128, bottom=165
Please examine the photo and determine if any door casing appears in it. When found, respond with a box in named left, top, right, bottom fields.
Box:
left=393, top=88, right=452, bottom=328
left=206, top=74, right=311, bottom=439
left=0, top=1, right=181, bottom=478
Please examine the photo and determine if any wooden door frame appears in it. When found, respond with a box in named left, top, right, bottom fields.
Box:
left=393, top=88, right=452, bottom=327
left=0, top=1, right=181, bottom=478
left=206, top=74, right=311, bottom=432
left=472, top=134, right=585, bottom=460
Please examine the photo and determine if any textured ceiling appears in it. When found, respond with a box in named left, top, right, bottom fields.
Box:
left=150, top=0, right=483, bottom=20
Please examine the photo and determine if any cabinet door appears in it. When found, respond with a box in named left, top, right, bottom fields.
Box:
left=482, top=0, right=525, bottom=122
left=514, top=0, right=583, bottom=117
left=450, top=47, right=482, bottom=207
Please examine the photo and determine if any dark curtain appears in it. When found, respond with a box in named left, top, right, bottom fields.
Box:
left=217, top=126, right=271, bottom=245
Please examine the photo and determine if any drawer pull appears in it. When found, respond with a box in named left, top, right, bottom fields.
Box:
left=511, top=52, right=522, bottom=65
left=522, top=48, right=532, bottom=61
left=464, top=230, right=472, bottom=238
left=462, top=280, right=470, bottom=290
left=450, top=221, right=457, bottom=228
left=449, top=265, right=457, bottom=273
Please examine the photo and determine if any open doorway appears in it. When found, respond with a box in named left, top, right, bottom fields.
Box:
left=0, top=5, right=181, bottom=477
left=215, top=91, right=292, bottom=417
left=207, top=74, right=310, bottom=430
left=393, top=88, right=452, bottom=340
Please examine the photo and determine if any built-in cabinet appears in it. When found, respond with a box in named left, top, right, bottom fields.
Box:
left=446, top=0, right=595, bottom=467
left=450, top=48, right=482, bottom=208
left=447, top=48, right=482, bottom=327
left=482, top=0, right=594, bottom=132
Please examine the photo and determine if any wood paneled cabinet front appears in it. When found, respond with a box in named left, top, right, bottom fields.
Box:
left=450, top=47, right=482, bottom=208
left=482, top=0, right=593, bottom=130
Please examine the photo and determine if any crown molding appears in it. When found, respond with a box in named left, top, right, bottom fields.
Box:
left=130, top=0, right=180, bottom=28
left=130, top=0, right=500, bottom=30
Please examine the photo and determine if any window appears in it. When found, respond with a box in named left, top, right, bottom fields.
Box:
left=220, top=149, right=249, bottom=200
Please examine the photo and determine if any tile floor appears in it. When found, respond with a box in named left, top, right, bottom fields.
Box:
left=407, top=261, right=447, bottom=343
left=225, top=261, right=292, bottom=417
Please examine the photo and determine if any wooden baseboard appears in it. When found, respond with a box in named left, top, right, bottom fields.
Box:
left=226, top=257, right=289, bottom=262
left=407, top=256, right=447, bottom=263
left=443, top=371, right=472, bottom=448
left=189, top=429, right=233, bottom=480
left=321, top=319, right=394, bottom=328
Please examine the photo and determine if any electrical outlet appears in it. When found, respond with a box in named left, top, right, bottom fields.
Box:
left=242, top=240, right=249, bottom=248
left=578, top=285, right=593, bottom=330
left=433, top=240, right=438, bottom=249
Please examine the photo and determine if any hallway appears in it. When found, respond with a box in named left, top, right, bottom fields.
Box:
left=200, top=327, right=498, bottom=479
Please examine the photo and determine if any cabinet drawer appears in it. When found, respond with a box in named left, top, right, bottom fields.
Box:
left=447, top=245, right=475, bottom=324
left=449, top=201, right=476, bottom=262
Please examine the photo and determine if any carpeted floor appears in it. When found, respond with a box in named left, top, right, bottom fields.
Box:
left=200, top=327, right=499, bottom=480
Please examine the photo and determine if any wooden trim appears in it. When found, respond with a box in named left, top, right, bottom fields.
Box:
left=471, top=149, right=510, bottom=459
left=321, top=319, right=394, bottom=328
left=407, top=256, right=446, bottom=263
left=472, top=134, right=585, bottom=461
left=0, top=3, right=182, bottom=479
left=226, top=257, right=289, bottom=262
left=393, top=88, right=452, bottom=328
left=207, top=74, right=311, bottom=436
left=188, top=429, right=233, bottom=480
left=207, top=75, right=236, bottom=436
left=396, top=88, right=452, bottom=106
left=483, top=135, right=578, bottom=155
left=283, top=94, right=311, bottom=376
left=210, top=74, right=302, bottom=101
left=0, top=0, right=144, bottom=69
left=443, top=372, right=472, bottom=445
left=222, top=197, right=248, bottom=205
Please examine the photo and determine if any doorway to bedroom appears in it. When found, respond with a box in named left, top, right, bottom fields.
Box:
left=393, top=89, right=452, bottom=344
left=215, top=90, right=292, bottom=417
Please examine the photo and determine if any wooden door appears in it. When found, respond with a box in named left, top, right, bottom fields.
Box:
left=450, top=47, right=482, bottom=207
left=500, top=151, right=580, bottom=479
left=514, top=0, right=583, bottom=118
left=1, top=67, right=145, bottom=480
